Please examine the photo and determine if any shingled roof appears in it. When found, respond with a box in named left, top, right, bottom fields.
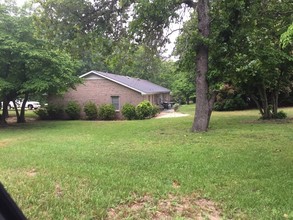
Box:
left=80, top=70, right=170, bottom=95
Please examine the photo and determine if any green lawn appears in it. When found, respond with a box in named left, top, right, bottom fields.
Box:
left=0, top=106, right=292, bottom=219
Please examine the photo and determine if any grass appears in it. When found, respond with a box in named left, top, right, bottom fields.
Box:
left=0, top=106, right=292, bottom=219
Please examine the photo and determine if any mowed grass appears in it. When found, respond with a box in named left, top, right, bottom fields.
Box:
left=0, top=106, right=292, bottom=219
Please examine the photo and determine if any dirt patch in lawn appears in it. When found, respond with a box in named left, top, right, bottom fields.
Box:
left=5, top=116, right=37, bottom=124
left=106, top=193, right=221, bottom=220
left=26, top=168, right=38, bottom=177
left=0, top=139, right=14, bottom=148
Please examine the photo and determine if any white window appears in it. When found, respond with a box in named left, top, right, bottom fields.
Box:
left=111, top=96, right=120, bottom=111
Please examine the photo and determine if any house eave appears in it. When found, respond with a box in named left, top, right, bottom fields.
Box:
left=80, top=71, right=145, bottom=94
left=80, top=71, right=170, bottom=95
left=142, top=91, right=170, bottom=96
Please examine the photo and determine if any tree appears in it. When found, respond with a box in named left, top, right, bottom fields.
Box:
left=281, top=23, right=293, bottom=48
left=176, top=0, right=292, bottom=121
left=209, top=0, right=293, bottom=119
left=34, top=0, right=216, bottom=131
left=33, top=0, right=132, bottom=73
left=171, top=71, right=195, bottom=104
left=106, top=40, right=176, bottom=88
left=192, top=0, right=215, bottom=131
left=34, top=0, right=176, bottom=86
left=0, top=3, right=80, bottom=124
left=107, top=42, right=162, bottom=82
left=33, top=0, right=293, bottom=130
left=129, top=0, right=214, bottom=131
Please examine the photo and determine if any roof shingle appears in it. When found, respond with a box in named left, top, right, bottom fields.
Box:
left=80, top=71, right=170, bottom=95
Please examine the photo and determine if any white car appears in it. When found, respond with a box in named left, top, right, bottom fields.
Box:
left=23, top=101, right=41, bottom=110
left=1, top=100, right=41, bottom=110
left=8, top=101, right=19, bottom=109
left=0, top=101, right=20, bottom=109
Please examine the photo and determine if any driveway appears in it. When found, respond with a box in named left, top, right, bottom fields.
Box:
left=156, top=109, right=189, bottom=118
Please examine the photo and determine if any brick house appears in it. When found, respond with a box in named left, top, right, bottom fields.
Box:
left=49, top=70, right=171, bottom=118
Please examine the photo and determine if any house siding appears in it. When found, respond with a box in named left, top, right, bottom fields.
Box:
left=49, top=77, right=170, bottom=119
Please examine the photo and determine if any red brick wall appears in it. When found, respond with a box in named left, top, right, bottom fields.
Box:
left=49, top=77, right=170, bottom=119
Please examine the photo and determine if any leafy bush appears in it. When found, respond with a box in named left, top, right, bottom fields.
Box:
left=84, top=101, right=98, bottom=120
left=151, top=105, right=160, bottom=117
left=98, top=104, right=116, bottom=120
left=65, top=101, right=81, bottom=120
left=34, top=108, right=49, bottom=120
left=214, top=94, right=247, bottom=111
left=46, top=104, right=64, bottom=119
left=273, top=111, right=287, bottom=119
left=136, top=100, right=155, bottom=120
left=173, top=103, right=180, bottom=112
left=122, top=103, right=137, bottom=120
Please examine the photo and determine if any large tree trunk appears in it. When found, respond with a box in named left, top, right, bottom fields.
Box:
left=0, top=103, right=8, bottom=125
left=191, top=0, right=211, bottom=132
left=13, top=100, right=20, bottom=120
left=17, top=93, right=28, bottom=123
left=252, top=83, right=281, bottom=120
left=251, top=94, right=264, bottom=116
left=271, top=90, right=279, bottom=116
left=0, top=98, right=9, bottom=125
left=258, top=85, right=272, bottom=119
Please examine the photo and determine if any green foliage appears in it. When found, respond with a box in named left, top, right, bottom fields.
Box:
left=173, top=103, right=180, bottom=112
left=121, top=103, right=137, bottom=120
left=34, top=108, right=49, bottom=120
left=34, top=0, right=177, bottom=88
left=175, top=13, right=202, bottom=73
left=214, top=96, right=247, bottom=111
left=107, top=42, right=175, bottom=88
left=214, top=85, right=248, bottom=111
left=65, top=101, right=81, bottom=120
left=208, top=0, right=293, bottom=118
left=34, top=104, right=64, bottom=120
left=83, top=101, right=98, bottom=120
left=130, top=0, right=185, bottom=48
left=174, top=0, right=293, bottom=121
left=0, top=3, right=80, bottom=124
left=46, top=104, right=64, bottom=120
left=151, top=105, right=160, bottom=117
left=97, top=104, right=116, bottom=120
left=280, top=23, right=293, bottom=48
left=171, top=71, right=195, bottom=104
left=122, top=102, right=159, bottom=120
left=273, top=111, right=287, bottom=119
left=33, top=0, right=126, bottom=73
left=135, top=100, right=155, bottom=120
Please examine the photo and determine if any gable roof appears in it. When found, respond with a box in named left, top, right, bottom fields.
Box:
left=80, top=70, right=170, bottom=95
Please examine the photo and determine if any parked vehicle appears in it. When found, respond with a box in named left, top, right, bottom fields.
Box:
left=9, top=101, right=21, bottom=109
left=0, top=100, right=41, bottom=110
left=0, top=101, right=20, bottom=110
left=23, top=101, right=41, bottom=110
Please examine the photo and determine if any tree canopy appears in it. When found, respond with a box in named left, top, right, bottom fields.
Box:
left=3, top=0, right=292, bottom=130
left=209, top=0, right=293, bottom=119
left=0, top=2, right=80, bottom=124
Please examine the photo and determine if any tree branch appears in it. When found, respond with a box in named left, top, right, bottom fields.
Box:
left=165, top=28, right=183, bottom=39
